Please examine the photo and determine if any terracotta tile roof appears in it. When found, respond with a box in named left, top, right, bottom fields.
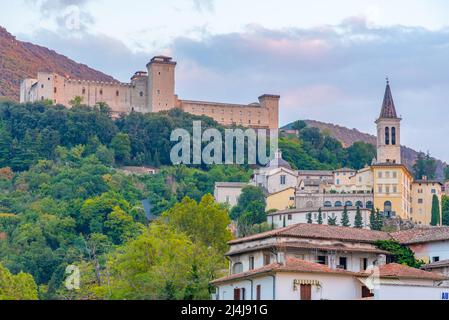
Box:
left=422, top=259, right=449, bottom=269
left=391, top=227, right=449, bottom=244
left=226, top=241, right=390, bottom=256
left=364, top=263, right=447, bottom=281
left=229, top=223, right=391, bottom=245
left=210, top=258, right=359, bottom=285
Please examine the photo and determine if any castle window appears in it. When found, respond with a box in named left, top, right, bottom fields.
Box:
left=140, top=91, right=143, bottom=97
left=100, top=89, right=103, bottom=95
left=82, top=88, right=86, bottom=95
left=385, top=127, right=390, bottom=145
left=54, top=87, right=57, bottom=93
left=157, top=90, right=160, bottom=94
left=116, top=90, right=119, bottom=97
left=41, top=84, right=44, bottom=89
left=391, top=127, right=396, bottom=145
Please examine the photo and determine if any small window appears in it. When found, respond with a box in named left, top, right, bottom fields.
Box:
left=232, top=263, right=243, bottom=274
left=317, top=256, right=327, bottom=265
left=263, top=253, right=271, bottom=266
left=280, top=175, right=286, bottom=185
left=82, top=88, right=86, bottom=95
left=288, top=214, right=292, bottom=220
left=249, top=256, right=255, bottom=270
left=116, top=90, right=119, bottom=97
left=99, top=89, right=103, bottom=95
left=418, top=199, right=424, bottom=204
left=140, top=91, right=143, bottom=97
left=339, top=257, right=348, bottom=270
left=41, top=84, right=44, bottom=89
left=431, top=189, right=436, bottom=194
left=54, top=87, right=57, bottom=93
left=256, top=285, right=261, bottom=300
left=433, top=257, right=440, bottom=263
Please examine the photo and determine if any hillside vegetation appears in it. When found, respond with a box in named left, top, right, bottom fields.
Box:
left=0, top=102, right=447, bottom=300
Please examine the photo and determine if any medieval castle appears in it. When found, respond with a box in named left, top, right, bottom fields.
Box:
left=20, top=56, right=279, bottom=130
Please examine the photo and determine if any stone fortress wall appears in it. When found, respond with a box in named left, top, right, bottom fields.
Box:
left=20, top=56, right=279, bottom=130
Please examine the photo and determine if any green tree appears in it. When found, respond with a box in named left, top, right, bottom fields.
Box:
left=69, top=96, right=84, bottom=107
left=341, top=206, right=350, bottom=227
left=111, top=133, right=131, bottom=164
left=369, top=207, right=378, bottom=230
left=375, top=240, right=424, bottom=268
left=413, top=152, right=437, bottom=180
left=431, top=194, right=441, bottom=226
left=442, top=196, right=449, bottom=226
left=317, top=208, right=323, bottom=225
left=444, top=166, right=449, bottom=182
left=230, top=186, right=266, bottom=234
left=328, top=216, right=337, bottom=226
left=354, top=206, right=363, bottom=228
left=0, top=263, right=38, bottom=300
left=96, top=223, right=226, bottom=300
left=375, top=209, right=384, bottom=231
left=346, top=142, right=376, bottom=170
left=306, top=212, right=313, bottom=224
left=162, top=194, right=232, bottom=254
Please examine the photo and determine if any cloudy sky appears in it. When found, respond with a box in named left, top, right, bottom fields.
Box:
left=1, top=0, right=449, bottom=162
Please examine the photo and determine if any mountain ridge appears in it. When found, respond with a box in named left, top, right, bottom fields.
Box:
left=0, top=26, right=117, bottom=101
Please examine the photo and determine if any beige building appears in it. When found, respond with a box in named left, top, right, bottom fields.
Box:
left=411, top=179, right=443, bottom=225
left=20, top=56, right=279, bottom=130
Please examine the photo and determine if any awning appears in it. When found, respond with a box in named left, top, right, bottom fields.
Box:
left=293, top=279, right=321, bottom=290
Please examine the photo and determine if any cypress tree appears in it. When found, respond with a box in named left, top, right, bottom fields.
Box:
left=369, top=207, right=376, bottom=230
left=354, top=206, right=363, bottom=228
left=306, top=212, right=313, bottom=224
left=431, top=194, right=441, bottom=226
left=317, top=208, right=323, bottom=225
left=328, top=216, right=337, bottom=226
left=341, top=206, right=350, bottom=227
left=375, top=209, right=384, bottom=231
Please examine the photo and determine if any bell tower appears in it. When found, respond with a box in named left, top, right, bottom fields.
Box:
left=375, top=79, right=401, bottom=164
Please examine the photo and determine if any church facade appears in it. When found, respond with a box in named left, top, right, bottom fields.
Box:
left=20, top=56, right=279, bottom=130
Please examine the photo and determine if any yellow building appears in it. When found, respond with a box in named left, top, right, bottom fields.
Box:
left=266, top=187, right=296, bottom=211
left=411, top=179, right=443, bottom=225
left=372, top=163, right=413, bottom=220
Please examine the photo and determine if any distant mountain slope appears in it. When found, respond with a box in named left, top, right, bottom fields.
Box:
left=0, top=26, right=117, bottom=101
left=283, top=119, right=447, bottom=180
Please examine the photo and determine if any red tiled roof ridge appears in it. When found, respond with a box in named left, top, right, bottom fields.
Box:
left=364, top=263, right=447, bottom=280
left=228, top=223, right=392, bottom=245
left=210, top=257, right=361, bottom=284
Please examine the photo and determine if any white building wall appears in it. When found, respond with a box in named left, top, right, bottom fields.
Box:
left=268, top=209, right=371, bottom=229
left=375, top=283, right=449, bottom=300
left=409, top=240, right=449, bottom=263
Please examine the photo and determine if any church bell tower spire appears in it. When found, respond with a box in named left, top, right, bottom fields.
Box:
left=375, top=78, right=402, bottom=164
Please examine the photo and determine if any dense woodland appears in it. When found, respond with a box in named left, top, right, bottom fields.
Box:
left=0, top=101, right=448, bottom=300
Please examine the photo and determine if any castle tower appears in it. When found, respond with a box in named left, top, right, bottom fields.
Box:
left=146, top=56, right=176, bottom=112
left=375, top=79, right=401, bottom=164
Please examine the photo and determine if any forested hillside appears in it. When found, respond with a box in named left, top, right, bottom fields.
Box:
left=1, top=101, right=444, bottom=300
